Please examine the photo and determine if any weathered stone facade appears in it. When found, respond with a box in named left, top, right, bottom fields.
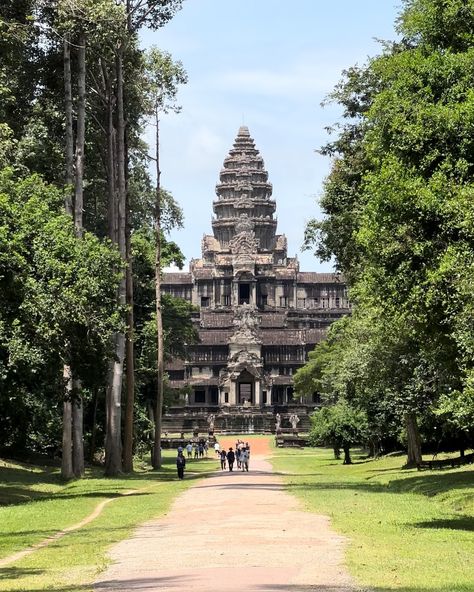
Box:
left=162, top=126, right=350, bottom=412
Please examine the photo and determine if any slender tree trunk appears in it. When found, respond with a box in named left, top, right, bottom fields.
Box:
left=61, top=36, right=74, bottom=481
left=343, top=445, right=352, bottom=465
left=89, top=387, right=99, bottom=462
left=152, top=113, right=164, bottom=469
left=71, top=32, right=86, bottom=479
left=105, top=72, right=117, bottom=244
left=123, top=210, right=135, bottom=473
left=72, top=389, right=84, bottom=477
left=105, top=47, right=127, bottom=476
left=62, top=365, right=74, bottom=480
left=74, top=32, right=86, bottom=239
left=64, top=37, right=74, bottom=217
left=405, top=412, right=422, bottom=467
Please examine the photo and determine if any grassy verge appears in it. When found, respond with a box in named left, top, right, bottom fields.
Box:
left=0, top=452, right=214, bottom=592
left=272, top=447, right=474, bottom=592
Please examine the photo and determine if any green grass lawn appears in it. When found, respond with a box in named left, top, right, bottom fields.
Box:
left=0, top=453, right=215, bottom=592
left=272, top=447, right=474, bottom=592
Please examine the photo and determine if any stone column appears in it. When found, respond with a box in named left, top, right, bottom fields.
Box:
left=229, top=381, right=237, bottom=405
left=254, top=380, right=261, bottom=407
left=232, top=280, right=238, bottom=306
left=251, top=282, right=257, bottom=307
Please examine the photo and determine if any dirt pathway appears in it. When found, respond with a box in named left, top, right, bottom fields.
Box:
left=95, top=440, right=356, bottom=592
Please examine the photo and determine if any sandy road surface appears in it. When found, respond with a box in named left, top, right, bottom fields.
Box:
left=95, top=437, right=356, bottom=592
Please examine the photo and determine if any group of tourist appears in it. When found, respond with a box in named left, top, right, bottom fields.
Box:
left=176, top=438, right=251, bottom=478
left=216, top=439, right=250, bottom=472
left=185, top=441, right=208, bottom=459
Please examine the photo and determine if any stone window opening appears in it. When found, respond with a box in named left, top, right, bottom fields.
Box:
left=201, top=296, right=210, bottom=307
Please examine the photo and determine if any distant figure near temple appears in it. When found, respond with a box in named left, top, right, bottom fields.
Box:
left=207, top=413, right=215, bottom=433
left=289, top=413, right=300, bottom=433
left=275, top=413, right=281, bottom=433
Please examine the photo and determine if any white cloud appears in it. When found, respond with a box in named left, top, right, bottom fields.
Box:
left=184, top=125, right=226, bottom=172
left=214, top=55, right=345, bottom=99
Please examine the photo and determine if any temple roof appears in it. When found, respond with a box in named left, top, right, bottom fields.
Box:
left=162, top=272, right=192, bottom=285
left=297, top=272, right=345, bottom=284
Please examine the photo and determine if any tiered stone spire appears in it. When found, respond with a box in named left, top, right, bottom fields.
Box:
left=212, top=126, right=277, bottom=251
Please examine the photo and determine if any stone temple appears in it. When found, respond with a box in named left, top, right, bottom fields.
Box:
left=162, top=126, right=350, bottom=433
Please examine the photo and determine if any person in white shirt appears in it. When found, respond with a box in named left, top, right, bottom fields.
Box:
left=240, top=448, right=249, bottom=472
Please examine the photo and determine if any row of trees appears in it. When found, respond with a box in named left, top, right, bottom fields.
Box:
left=0, top=0, right=197, bottom=477
left=298, top=0, right=474, bottom=465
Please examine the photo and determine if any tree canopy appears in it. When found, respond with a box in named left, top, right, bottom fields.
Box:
left=301, top=0, right=474, bottom=464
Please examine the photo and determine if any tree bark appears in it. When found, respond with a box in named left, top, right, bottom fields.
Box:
left=405, top=412, right=422, bottom=467
left=123, top=207, right=135, bottom=473
left=74, top=32, right=86, bottom=238
left=71, top=32, right=86, bottom=478
left=89, top=387, right=99, bottom=462
left=343, top=445, right=352, bottom=465
left=61, top=36, right=74, bottom=481
left=72, top=387, right=84, bottom=477
left=152, top=113, right=164, bottom=469
left=64, top=37, right=74, bottom=217
left=61, top=365, right=74, bottom=480
left=105, top=47, right=127, bottom=476
left=105, top=68, right=117, bottom=244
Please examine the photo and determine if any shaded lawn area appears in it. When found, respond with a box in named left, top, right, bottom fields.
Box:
left=272, top=447, right=474, bottom=592
left=0, top=452, right=214, bottom=592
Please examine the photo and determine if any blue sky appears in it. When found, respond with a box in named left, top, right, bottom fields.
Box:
left=141, top=1, right=402, bottom=271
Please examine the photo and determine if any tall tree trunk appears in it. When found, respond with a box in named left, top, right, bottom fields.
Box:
left=105, top=47, right=127, bottom=476
left=72, top=32, right=86, bottom=478
left=61, top=36, right=74, bottom=481
left=343, top=445, right=352, bottom=465
left=405, top=412, right=422, bottom=467
left=105, top=70, right=117, bottom=244
left=123, top=209, right=135, bottom=473
left=64, top=37, right=74, bottom=217
left=62, top=365, right=74, bottom=480
left=152, top=113, right=164, bottom=469
left=89, top=387, right=99, bottom=462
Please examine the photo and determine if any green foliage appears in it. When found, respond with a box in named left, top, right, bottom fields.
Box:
left=309, top=401, right=368, bottom=463
left=303, top=0, right=474, bottom=457
left=0, top=169, right=121, bottom=451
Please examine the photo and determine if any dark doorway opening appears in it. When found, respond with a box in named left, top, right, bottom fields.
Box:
left=210, top=387, right=219, bottom=405
left=195, top=390, right=206, bottom=404
left=239, top=283, right=250, bottom=305
left=239, top=382, right=252, bottom=404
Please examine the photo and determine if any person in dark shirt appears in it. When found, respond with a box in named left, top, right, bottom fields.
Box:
left=227, top=447, right=235, bottom=471
left=219, top=448, right=227, bottom=470
left=176, top=451, right=186, bottom=479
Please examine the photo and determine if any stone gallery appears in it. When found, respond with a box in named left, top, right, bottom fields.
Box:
left=162, top=126, right=350, bottom=431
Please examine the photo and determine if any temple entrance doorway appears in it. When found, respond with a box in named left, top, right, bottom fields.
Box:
left=239, top=283, right=250, bottom=305
left=239, top=382, right=252, bottom=404
left=237, top=369, right=254, bottom=404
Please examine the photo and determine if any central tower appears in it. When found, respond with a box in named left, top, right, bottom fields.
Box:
left=212, top=125, right=277, bottom=251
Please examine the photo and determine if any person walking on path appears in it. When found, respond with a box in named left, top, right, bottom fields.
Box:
left=240, top=447, right=249, bottom=472
left=176, top=451, right=186, bottom=479
left=236, top=446, right=241, bottom=469
left=227, top=447, right=235, bottom=472
left=194, top=443, right=199, bottom=459
left=219, top=448, right=227, bottom=470
left=214, top=441, right=220, bottom=456
left=186, top=442, right=193, bottom=458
